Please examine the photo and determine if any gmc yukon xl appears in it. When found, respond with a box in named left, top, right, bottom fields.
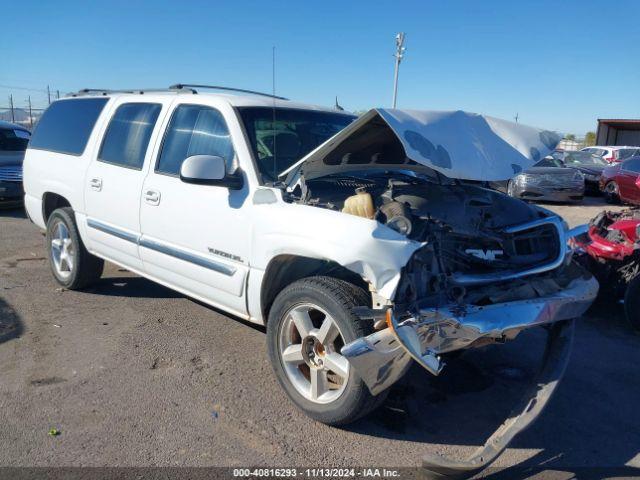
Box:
left=23, top=85, right=597, bottom=476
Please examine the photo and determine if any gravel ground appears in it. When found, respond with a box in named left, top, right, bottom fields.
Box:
left=0, top=198, right=639, bottom=477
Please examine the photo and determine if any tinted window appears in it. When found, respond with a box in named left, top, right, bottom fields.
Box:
left=238, top=107, right=355, bottom=182
left=156, top=104, right=234, bottom=176
left=618, top=148, right=639, bottom=160
left=29, top=98, right=108, bottom=155
left=0, top=128, right=30, bottom=151
left=623, top=157, right=640, bottom=173
left=98, top=103, right=162, bottom=169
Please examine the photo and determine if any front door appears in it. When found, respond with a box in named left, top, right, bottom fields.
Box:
left=138, top=102, right=251, bottom=316
left=84, top=100, right=166, bottom=271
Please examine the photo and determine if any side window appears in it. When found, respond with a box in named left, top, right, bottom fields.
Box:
left=98, top=103, right=162, bottom=170
left=624, top=158, right=640, bottom=173
left=29, top=98, right=108, bottom=155
left=156, top=104, right=235, bottom=176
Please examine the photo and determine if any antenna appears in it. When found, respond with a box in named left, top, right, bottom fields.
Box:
left=335, top=96, right=344, bottom=111
left=392, top=32, right=406, bottom=108
left=271, top=46, right=278, bottom=183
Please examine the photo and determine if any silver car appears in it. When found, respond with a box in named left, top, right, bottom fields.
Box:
left=504, top=160, right=585, bottom=203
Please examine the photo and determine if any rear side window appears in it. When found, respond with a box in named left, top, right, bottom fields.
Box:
left=0, top=128, right=30, bottom=151
left=618, top=148, right=639, bottom=160
left=623, top=157, right=640, bottom=173
left=29, top=98, right=108, bottom=155
left=98, top=103, right=162, bottom=170
left=156, top=104, right=235, bottom=176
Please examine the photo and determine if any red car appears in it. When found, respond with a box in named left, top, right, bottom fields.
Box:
left=572, top=208, right=640, bottom=330
left=600, top=156, right=640, bottom=204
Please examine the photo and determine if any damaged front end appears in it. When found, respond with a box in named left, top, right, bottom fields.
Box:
left=281, top=108, right=597, bottom=475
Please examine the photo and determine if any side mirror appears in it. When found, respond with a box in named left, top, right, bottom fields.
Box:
left=179, top=155, right=243, bottom=189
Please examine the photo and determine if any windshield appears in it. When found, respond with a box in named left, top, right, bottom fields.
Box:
left=563, top=151, right=607, bottom=166
left=237, top=107, right=356, bottom=182
left=0, top=127, right=30, bottom=152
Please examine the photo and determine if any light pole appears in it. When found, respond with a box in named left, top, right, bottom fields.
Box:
left=392, top=32, right=406, bottom=108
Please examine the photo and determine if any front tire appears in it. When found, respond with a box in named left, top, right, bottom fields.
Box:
left=605, top=181, right=620, bottom=204
left=46, top=207, right=104, bottom=290
left=267, top=276, right=386, bottom=425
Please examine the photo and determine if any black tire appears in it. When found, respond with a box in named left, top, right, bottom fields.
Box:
left=267, top=276, right=387, bottom=425
left=604, top=181, right=620, bottom=204
left=45, top=207, right=104, bottom=290
left=624, top=276, right=640, bottom=332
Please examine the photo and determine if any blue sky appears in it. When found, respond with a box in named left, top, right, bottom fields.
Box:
left=2, top=0, right=639, bottom=134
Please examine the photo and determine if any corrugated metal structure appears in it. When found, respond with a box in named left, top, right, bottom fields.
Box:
left=596, top=119, right=640, bottom=146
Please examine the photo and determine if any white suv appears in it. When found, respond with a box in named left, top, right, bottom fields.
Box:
left=23, top=85, right=597, bottom=475
left=580, top=145, right=640, bottom=163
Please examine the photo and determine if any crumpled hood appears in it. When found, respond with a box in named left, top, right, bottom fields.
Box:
left=281, top=108, right=561, bottom=182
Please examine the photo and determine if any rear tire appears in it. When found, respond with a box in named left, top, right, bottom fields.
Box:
left=624, top=276, right=640, bottom=332
left=605, top=181, right=620, bottom=204
left=267, top=276, right=387, bottom=425
left=46, top=207, right=104, bottom=290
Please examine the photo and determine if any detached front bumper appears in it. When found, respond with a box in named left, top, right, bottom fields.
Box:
left=342, top=275, right=596, bottom=478
left=342, top=274, right=598, bottom=394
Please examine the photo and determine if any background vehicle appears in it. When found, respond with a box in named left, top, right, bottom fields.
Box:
left=572, top=209, right=640, bottom=331
left=581, top=145, right=640, bottom=164
left=600, top=156, right=640, bottom=204
left=550, top=150, right=607, bottom=194
left=0, top=120, right=30, bottom=206
left=494, top=159, right=584, bottom=203
left=23, top=87, right=594, bottom=477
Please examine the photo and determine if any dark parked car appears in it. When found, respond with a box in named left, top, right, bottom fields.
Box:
left=600, top=156, right=640, bottom=205
left=0, top=120, right=31, bottom=206
left=550, top=150, right=608, bottom=194
left=492, top=158, right=584, bottom=203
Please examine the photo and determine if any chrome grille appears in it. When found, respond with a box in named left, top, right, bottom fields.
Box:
left=0, top=166, right=23, bottom=182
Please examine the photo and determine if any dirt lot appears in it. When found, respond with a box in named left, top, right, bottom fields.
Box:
left=0, top=198, right=639, bottom=476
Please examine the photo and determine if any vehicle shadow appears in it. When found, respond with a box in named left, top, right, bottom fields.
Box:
left=0, top=206, right=26, bottom=219
left=0, top=297, right=24, bottom=344
left=85, top=276, right=183, bottom=299
left=346, top=320, right=640, bottom=476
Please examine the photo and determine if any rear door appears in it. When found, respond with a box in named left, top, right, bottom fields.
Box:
left=617, top=158, right=640, bottom=203
left=84, top=98, right=168, bottom=271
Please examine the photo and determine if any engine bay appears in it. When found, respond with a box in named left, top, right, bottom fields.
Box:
left=286, top=171, right=577, bottom=310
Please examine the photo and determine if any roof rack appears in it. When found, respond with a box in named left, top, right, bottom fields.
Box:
left=170, top=84, right=288, bottom=100
left=70, top=85, right=288, bottom=101
left=70, top=87, right=196, bottom=97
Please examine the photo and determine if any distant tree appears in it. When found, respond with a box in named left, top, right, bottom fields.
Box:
left=565, top=134, right=576, bottom=141
left=585, top=131, right=596, bottom=146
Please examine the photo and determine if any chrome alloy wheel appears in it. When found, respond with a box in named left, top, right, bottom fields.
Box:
left=50, top=220, right=74, bottom=280
left=278, top=303, right=350, bottom=404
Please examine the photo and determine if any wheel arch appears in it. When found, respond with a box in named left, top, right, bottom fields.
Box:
left=260, top=254, right=370, bottom=323
left=42, top=192, right=72, bottom=223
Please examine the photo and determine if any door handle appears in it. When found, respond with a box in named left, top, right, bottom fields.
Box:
left=144, top=189, right=161, bottom=206
left=89, top=177, right=102, bottom=191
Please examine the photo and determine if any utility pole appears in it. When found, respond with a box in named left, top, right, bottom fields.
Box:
left=392, top=32, right=406, bottom=108
left=27, top=96, right=33, bottom=129
left=9, top=94, right=15, bottom=123
left=56, top=89, right=60, bottom=99
left=47, top=85, right=51, bottom=104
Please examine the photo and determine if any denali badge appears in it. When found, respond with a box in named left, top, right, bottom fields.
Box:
left=465, top=248, right=504, bottom=261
